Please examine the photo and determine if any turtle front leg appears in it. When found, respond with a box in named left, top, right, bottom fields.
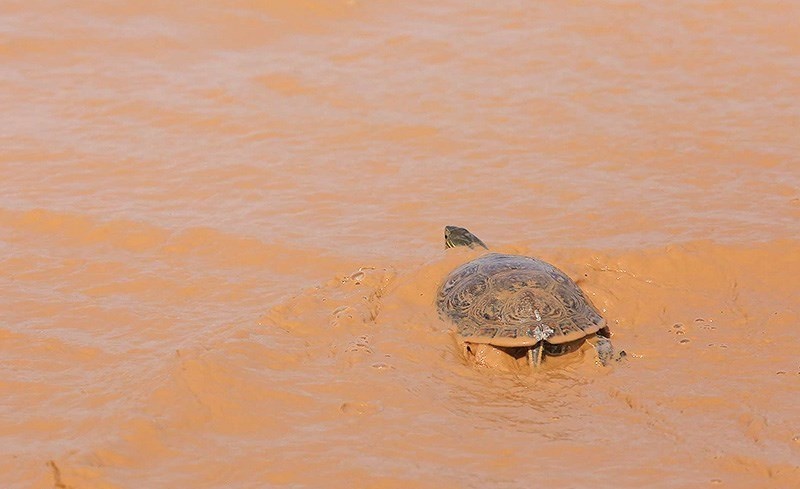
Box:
left=585, top=335, right=614, bottom=366
left=527, top=342, right=544, bottom=368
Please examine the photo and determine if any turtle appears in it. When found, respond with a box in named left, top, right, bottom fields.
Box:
left=437, top=225, right=614, bottom=368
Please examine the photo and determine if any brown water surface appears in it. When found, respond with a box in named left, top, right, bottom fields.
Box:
left=1, top=1, right=799, bottom=487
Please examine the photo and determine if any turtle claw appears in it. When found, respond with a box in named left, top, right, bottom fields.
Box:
left=586, top=335, right=614, bottom=366
left=526, top=343, right=543, bottom=368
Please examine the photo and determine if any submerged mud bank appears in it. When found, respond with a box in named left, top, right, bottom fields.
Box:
left=29, top=240, right=799, bottom=488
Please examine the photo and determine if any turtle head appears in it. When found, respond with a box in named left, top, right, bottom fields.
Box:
left=444, top=226, right=488, bottom=250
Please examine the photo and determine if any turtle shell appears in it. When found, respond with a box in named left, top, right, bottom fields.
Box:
left=437, top=253, right=605, bottom=347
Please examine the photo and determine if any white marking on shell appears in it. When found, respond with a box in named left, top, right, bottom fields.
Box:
left=525, top=324, right=555, bottom=341
left=536, top=325, right=555, bottom=341
left=534, top=309, right=542, bottom=322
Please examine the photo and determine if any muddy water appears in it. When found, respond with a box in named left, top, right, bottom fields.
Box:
left=2, top=1, right=799, bottom=487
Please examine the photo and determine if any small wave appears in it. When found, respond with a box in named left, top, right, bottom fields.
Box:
left=0, top=207, right=345, bottom=278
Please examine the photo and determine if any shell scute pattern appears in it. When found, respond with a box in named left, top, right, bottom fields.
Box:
left=437, top=253, right=605, bottom=346
left=477, top=327, right=499, bottom=337
left=499, top=328, right=521, bottom=338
